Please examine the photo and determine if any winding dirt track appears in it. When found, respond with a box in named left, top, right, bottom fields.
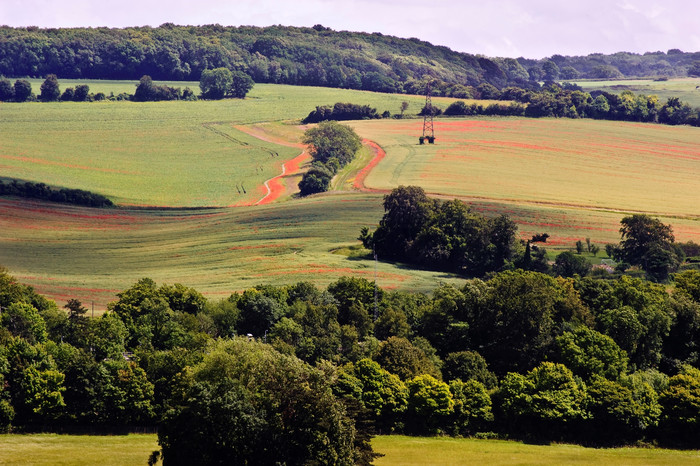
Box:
left=353, top=139, right=387, bottom=192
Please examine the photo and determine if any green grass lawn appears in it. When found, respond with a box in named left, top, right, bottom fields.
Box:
left=2, top=434, right=699, bottom=466
left=572, top=77, right=700, bottom=108
left=0, top=434, right=160, bottom=466
left=373, top=436, right=700, bottom=465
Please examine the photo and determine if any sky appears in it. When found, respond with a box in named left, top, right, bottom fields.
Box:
left=0, top=0, right=698, bottom=59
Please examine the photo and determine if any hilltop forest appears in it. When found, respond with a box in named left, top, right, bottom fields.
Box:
left=1, top=24, right=699, bottom=94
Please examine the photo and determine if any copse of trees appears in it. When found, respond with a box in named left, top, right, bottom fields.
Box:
left=360, top=186, right=518, bottom=277
left=298, top=121, right=362, bottom=196
left=303, top=102, right=380, bottom=123
left=199, top=67, right=254, bottom=100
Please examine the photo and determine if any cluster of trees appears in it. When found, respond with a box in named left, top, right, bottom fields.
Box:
left=436, top=83, right=700, bottom=127
left=360, top=186, right=519, bottom=277
left=303, top=102, right=381, bottom=123
left=0, top=77, right=34, bottom=102
left=198, top=67, right=254, bottom=100
left=298, top=121, right=362, bottom=196
left=360, top=188, right=696, bottom=285
left=2, top=262, right=700, bottom=458
left=0, top=179, right=113, bottom=207
left=0, top=24, right=521, bottom=90
left=519, top=50, right=700, bottom=81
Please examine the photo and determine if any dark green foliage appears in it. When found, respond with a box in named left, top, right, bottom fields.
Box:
left=73, top=84, right=90, bottom=101
left=0, top=179, right=113, bottom=207
left=199, top=67, right=253, bottom=100
left=0, top=76, right=14, bottom=101
left=443, top=351, right=497, bottom=389
left=229, top=70, right=254, bottom=98
left=39, top=74, right=60, bottom=102
left=497, top=362, right=587, bottom=440
left=674, top=270, right=700, bottom=302
left=159, top=339, right=360, bottom=464
left=449, top=379, right=493, bottom=435
left=133, top=75, right=183, bottom=102
left=554, top=251, right=592, bottom=277
left=303, top=121, right=362, bottom=167
left=338, top=358, right=408, bottom=431
left=1, top=302, right=48, bottom=344
left=618, top=214, right=682, bottom=282
left=5, top=266, right=700, bottom=447
left=298, top=164, right=333, bottom=196
left=466, top=270, right=591, bottom=375
left=405, top=374, right=454, bottom=434
left=585, top=375, right=660, bottom=444
left=658, top=366, right=700, bottom=447
left=554, top=327, right=628, bottom=380
left=303, top=102, right=380, bottom=123
left=368, top=186, right=518, bottom=277
left=60, top=87, right=74, bottom=101
left=299, top=121, right=362, bottom=196
left=592, top=276, right=672, bottom=370
left=375, top=336, right=441, bottom=381
left=12, top=79, right=32, bottom=102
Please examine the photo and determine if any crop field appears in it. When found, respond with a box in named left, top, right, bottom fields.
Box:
left=349, top=117, right=700, bottom=220
left=2, top=434, right=699, bottom=466
left=2, top=83, right=700, bottom=308
left=0, top=83, right=473, bottom=207
left=0, top=194, right=466, bottom=309
left=572, top=77, right=700, bottom=108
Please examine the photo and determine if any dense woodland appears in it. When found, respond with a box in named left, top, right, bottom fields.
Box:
left=1, top=24, right=699, bottom=92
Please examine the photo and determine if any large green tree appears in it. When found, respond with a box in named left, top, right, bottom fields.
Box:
left=39, top=74, right=60, bottom=102
left=303, top=121, right=362, bottom=166
left=158, top=338, right=361, bottom=464
left=497, top=362, right=587, bottom=440
left=618, top=214, right=682, bottom=281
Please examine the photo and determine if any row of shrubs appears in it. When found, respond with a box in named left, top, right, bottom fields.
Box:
left=0, top=179, right=113, bottom=207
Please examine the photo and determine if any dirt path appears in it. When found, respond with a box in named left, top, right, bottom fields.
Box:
left=255, top=151, right=310, bottom=205
left=233, top=124, right=310, bottom=205
left=353, top=139, right=388, bottom=192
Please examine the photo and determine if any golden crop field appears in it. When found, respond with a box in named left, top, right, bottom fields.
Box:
left=349, top=117, right=700, bottom=219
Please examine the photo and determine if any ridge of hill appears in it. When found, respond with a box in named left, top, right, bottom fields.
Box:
left=1, top=24, right=698, bottom=92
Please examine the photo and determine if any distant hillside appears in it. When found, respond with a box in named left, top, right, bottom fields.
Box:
left=0, top=24, right=698, bottom=93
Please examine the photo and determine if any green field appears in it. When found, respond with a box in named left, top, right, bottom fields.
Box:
left=373, top=436, right=700, bottom=465
left=2, top=434, right=699, bottom=466
left=350, top=117, right=700, bottom=219
left=0, top=194, right=465, bottom=309
left=572, top=77, right=700, bottom=108
left=0, top=83, right=471, bottom=207
left=2, top=83, right=700, bottom=308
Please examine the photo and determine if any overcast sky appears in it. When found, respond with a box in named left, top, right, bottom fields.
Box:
left=1, top=0, right=697, bottom=59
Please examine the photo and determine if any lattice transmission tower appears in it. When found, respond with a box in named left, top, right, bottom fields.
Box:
left=420, top=80, right=435, bottom=144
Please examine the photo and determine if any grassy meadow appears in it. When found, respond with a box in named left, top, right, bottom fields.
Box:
left=2, top=434, right=700, bottom=466
left=2, top=82, right=700, bottom=308
left=0, top=194, right=466, bottom=310
left=373, top=436, right=700, bottom=466
left=0, top=83, right=470, bottom=207
left=349, top=117, right=700, bottom=219
left=572, top=77, right=700, bottom=108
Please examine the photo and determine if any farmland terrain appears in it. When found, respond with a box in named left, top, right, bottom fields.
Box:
left=1, top=82, right=699, bottom=308
left=2, top=433, right=699, bottom=466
